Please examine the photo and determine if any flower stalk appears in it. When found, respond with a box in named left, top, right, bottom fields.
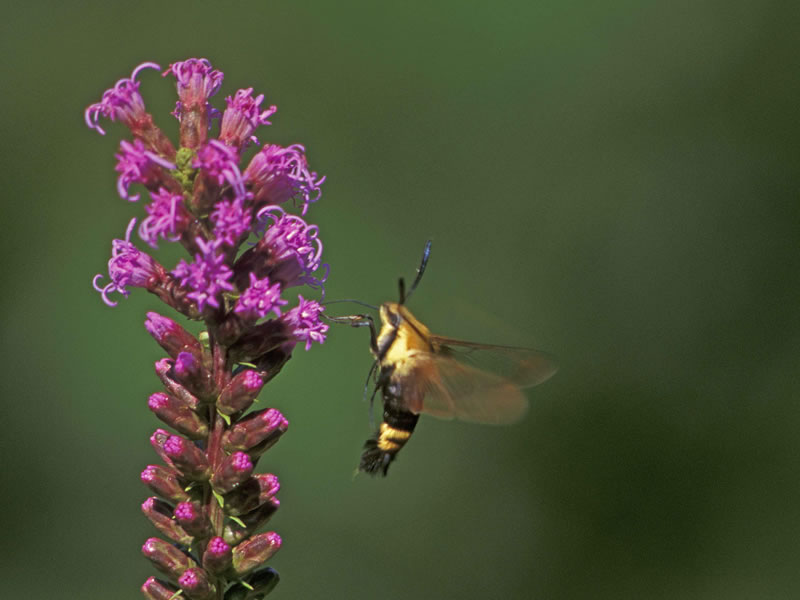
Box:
left=88, top=57, right=328, bottom=598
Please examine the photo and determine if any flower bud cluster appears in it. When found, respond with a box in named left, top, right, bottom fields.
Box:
left=88, top=57, right=327, bottom=597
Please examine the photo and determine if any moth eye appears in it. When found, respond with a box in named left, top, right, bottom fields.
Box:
left=388, top=311, right=400, bottom=327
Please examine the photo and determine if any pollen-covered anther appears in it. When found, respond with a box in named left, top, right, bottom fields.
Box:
left=141, top=537, right=197, bottom=581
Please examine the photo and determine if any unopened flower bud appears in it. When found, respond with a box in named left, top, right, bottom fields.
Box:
left=178, top=567, right=217, bottom=600
left=174, top=501, right=210, bottom=538
left=224, top=567, right=280, bottom=600
left=141, top=576, right=180, bottom=600
left=229, top=319, right=289, bottom=362
left=141, top=465, right=189, bottom=503
left=217, top=369, right=265, bottom=415
left=142, top=537, right=197, bottom=581
left=232, top=532, right=282, bottom=576
left=150, top=429, right=176, bottom=468
left=142, top=497, right=193, bottom=545
left=148, top=392, right=208, bottom=439
left=222, top=498, right=280, bottom=546
left=224, top=473, right=280, bottom=517
left=155, top=358, right=200, bottom=409
left=164, top=435, right=209, bottom=480
left=211, top=451, right=254, bottom=494
left=222, top=408, right=288, bottom=456
left=202, top=536, right=232, bottom=576
left=252, top=344, right=293, bottom=383
left=145, top=312, right=204, bottom=361
left=174, top=351, right=214, bottom=397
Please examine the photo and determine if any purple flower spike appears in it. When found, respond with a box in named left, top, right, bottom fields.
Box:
left=85, top=62, right=160, bottom=135
left=245, top=144, right=325, bottom=214
left=93, top=219, right=164, bottom=306
left=172, top=238, right=235, bottom=313
left=235, top=273, right=288, bottom=321
left=114, top=139, right=176, bottom=201
left=220, top=87, right=277, bottom=149
left=210, top=197, right=252, bottom=247
left=164, top=58, right=224, bottom=113
left=283, top=295, right=329, bottom=350
left=89, top=57, right=330, bottom=596
left=139, top=188, right=189, bottom=248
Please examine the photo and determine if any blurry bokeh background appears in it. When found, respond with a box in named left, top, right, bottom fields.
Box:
left=2, top=1, right=800, bottom=598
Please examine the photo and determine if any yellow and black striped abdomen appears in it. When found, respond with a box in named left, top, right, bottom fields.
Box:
left=359, top=403, right=419, bottom=476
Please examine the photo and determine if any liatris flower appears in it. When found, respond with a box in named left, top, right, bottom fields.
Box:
left=87, top=57, right=328, bottom=597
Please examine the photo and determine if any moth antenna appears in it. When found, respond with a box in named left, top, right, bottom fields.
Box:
left=403, top=240, right=432, bottom=304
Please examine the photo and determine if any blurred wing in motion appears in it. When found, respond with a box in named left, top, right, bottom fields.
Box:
left=405, top=338, right=558, bottom=425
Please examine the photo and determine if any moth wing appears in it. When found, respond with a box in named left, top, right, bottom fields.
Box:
left=415, top=355, right=531, bottom=424
left=431, top=336, right=559, bottom=388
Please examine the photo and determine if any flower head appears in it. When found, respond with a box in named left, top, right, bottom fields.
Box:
left=85, top=62, right=160, bottom=135
left=164, top=58, right=224, bottom=114
left=194, top=139, right=247, bottom=202
left=255, top=206, right=326, bottom=288
left=172, top=238, right=234, bottom=313
left=220, top=88, right=277, bottom=149
left=138, top=188, right=189, bottom=248
left=93, top=219, right=163, bottom=306
left=245, top=144, right=324, bottom=214
left=283, top=295, right=328, bottom=350
left=114, top=139, right=176, bottom=201
left=210, top=197, right=252, bottom=247
left=235, top=273, right=288, bottom=321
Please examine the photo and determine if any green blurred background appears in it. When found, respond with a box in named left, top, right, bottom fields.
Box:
left=2, top=1, right=799, bottom=598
